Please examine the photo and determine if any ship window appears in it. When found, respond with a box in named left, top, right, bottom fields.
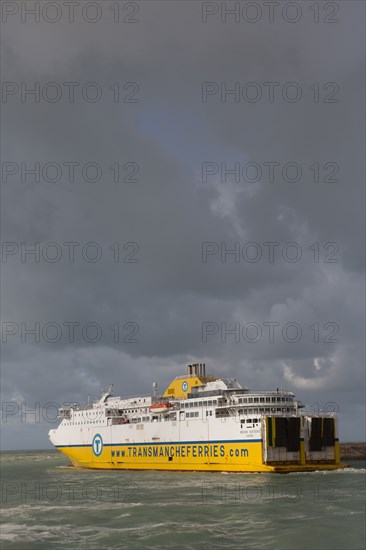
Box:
left=208, top=401, right=212, bottom=406
left=253, top=418, right=258, bottom=423
left=112, top=451, right=115, bottom=457
left=248, top=398, right=253, bottom=403
left=195, top=412, right=199, bottom=417
left=254, top=398, right=259, bottom=403
left=116, top=451, right=120, bottom=457
left=265, top=408, right=270, bottom=413
left=247, top=408, right=253, bottom=414
left=260, top=398, right=264, bottom=403
left=271, top=397, right=276, bottom=403
left=266, top=397, right=271, bottom=403
left=238, top=398, right=242, bottom=404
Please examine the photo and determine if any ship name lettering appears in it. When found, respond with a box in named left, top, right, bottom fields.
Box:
left=124, top=443, right=238, bottom=460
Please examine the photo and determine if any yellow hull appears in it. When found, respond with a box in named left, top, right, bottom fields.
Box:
left=57, top=440, right=347, bottom=473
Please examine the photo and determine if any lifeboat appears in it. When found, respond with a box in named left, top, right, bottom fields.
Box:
left=149, top=402, right=173, bottom=414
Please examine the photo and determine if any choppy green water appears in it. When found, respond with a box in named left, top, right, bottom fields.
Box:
left=0, top=451, right=365, bottom=550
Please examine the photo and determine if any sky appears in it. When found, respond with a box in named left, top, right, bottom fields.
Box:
left=1, top=0, right=365, bottom=450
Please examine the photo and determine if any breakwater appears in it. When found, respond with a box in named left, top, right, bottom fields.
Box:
left=340, top=442, right=366, bottom=460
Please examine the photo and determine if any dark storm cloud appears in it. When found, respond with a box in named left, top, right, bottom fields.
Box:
left=1, top=1, right=365, bottom=448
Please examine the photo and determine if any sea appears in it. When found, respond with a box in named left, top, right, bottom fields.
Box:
left=0, top=451, right=365, bottom=550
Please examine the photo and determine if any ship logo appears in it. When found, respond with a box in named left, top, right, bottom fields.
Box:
left=92, top=434, right=103, bottom=457
left=182, top=381, right=188, bottom=392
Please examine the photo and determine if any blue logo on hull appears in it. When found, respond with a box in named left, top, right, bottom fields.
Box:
left=182, top=381, right=188, bottom=392
left=92, top=434, right=103, bottom=456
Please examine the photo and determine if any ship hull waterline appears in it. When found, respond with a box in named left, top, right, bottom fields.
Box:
left=55, top=440, right=347, bottom=473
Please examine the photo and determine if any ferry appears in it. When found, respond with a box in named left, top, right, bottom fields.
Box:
left=49, top=363, right=347, bottom=472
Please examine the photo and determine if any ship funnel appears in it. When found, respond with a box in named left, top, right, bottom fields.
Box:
left=200, top=363, right=206, bottom=377
left=187, top=363, right=206, bottom=377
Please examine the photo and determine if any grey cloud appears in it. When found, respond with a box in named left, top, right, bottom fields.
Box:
left=1, top=1, right=365, bottom=449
